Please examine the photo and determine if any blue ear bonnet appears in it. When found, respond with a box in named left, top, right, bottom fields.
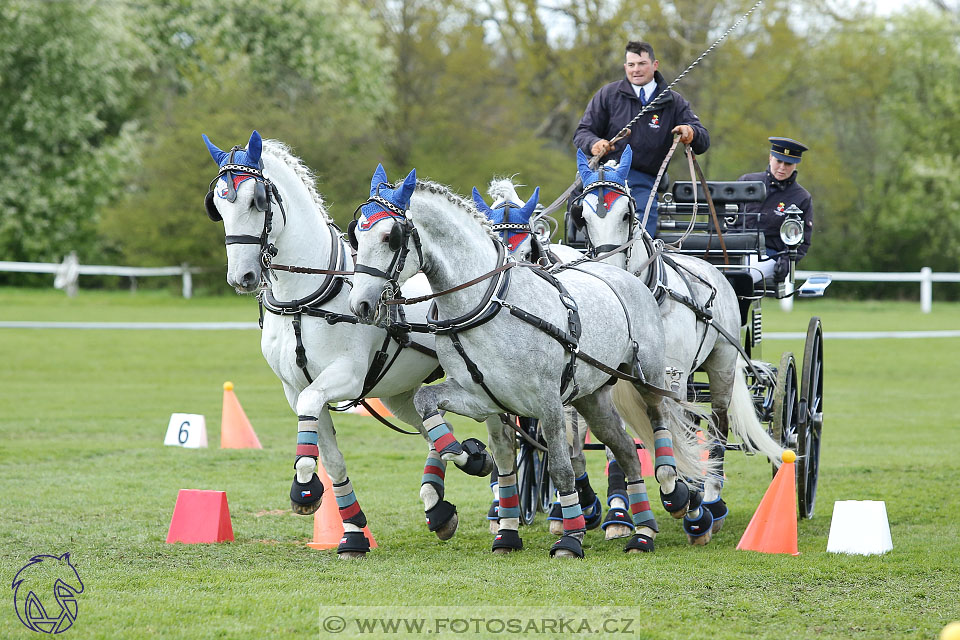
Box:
left=358, top=165, right=417, bottom=230
left=576, top=146, right=632, bottom=188
left=202, top=130, right=264, bottom=171
left=472, top=187, right=539, bottom=252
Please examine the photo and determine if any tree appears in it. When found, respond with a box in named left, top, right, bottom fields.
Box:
left=0, top=1, right=147, bottom=265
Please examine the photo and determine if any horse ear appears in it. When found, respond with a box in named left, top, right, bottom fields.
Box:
left=397, top=168, right=417, bottom=207
left=576, top=148, right=591, bottom=177
left=371, top=164, right=388, bottom=196
left=519, top=187, right=540, bottom=219
left=247, top=130, right=262, bottom=165
left=616, top=146, right=633, bottom=180
left=202, top=134, right=229, bottom=166
left=472, top=187, right=493, bottom=215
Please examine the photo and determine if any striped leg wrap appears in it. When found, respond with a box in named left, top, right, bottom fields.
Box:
left=296, top=416, right=320, bottom=463
left=421, top=449, right=446, bottom=497
left=627, top=479, right=658, bottom=532
left=653, top=428, right=677, bottom=470
left=558, top=490, right=586, bottom=535
left=497, top=473, right=520, bottom=530
left=423, top=411, right=461, bottom=455
left=333, top=478, right=367, bottom=528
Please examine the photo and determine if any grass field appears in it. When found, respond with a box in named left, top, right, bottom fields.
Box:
left=1, top=288, right=959, bottom=639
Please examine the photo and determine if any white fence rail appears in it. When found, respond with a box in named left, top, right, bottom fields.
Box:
left=0, top=257, right=200, bottom=298
left=786, top=267, right=960, bottom=313
left=2, top=260, right=958, bottom=310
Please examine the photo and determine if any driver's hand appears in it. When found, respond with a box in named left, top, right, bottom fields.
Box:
left=672, top=125, right=695, bottom=144
left=773, top=256, right=790, bottom=282
left=591, top=139, right=612, bottom=157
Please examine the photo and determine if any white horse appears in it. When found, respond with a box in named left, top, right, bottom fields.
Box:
left=201, top=131, right=499, bottom=557
left=570, top=146, right=787, bottom=542
left=349, top=164, right=713, bottom=557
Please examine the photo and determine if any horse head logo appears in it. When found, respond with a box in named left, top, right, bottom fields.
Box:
left=12, top=553, right=84, bottom=634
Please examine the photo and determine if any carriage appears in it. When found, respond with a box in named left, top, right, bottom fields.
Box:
left=548, top=177, right=830, bottom=520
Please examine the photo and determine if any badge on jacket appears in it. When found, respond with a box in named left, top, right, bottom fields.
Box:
left=649, top=115, right=660, bottom=129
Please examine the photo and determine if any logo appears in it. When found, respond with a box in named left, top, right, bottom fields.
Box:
left=649, top=114, right=660, bottom=129
left=776, top=202, right=786, bottom=213
left=12, top=553, right=84, bottom=634
left=301, top=490, right=312, bottom=498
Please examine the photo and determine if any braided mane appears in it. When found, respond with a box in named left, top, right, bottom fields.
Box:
left=262, top=139, right=331, bottom=222
left=414, top=179, right=499, bottom=242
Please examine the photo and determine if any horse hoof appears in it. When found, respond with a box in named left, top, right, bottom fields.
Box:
left=548, top=520, right=564, bottom=536
left=551, top=550, right=579, bottom=559
left=687, top=530, right=712, bottom=546
left=604, top=523, right=633, bottom=540
left=435, top=511, right=459, bottom=541
left=290, top=499, right=321, bottom=516
left=547, top=502, right=563, bottom=535
left=337, top=551, right=367, bottom=559
left=711, top=519, right=725, bottom=534
left=489, top=520, right=500, bottom=535
left=491, top=547, right=513, bottom=555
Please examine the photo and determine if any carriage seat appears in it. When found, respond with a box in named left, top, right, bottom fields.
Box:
left=720, top=269, right=758, bottom=327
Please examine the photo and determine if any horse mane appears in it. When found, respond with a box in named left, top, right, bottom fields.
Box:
left=261, top=139, right=331, bottom=222
left=414, top=179, right=499, bottom=242
left=487, top=176, right=525, bottom=207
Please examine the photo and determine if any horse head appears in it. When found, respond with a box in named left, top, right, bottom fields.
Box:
left=202, top=130, right=283, bottom=293
left=348, top=164, right=420, bottom=326
left=472, top=180, right=540, bottom=261
left=575, top=146, right=635, bottom=269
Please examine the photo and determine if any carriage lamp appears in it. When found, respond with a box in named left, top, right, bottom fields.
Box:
left=779, top=205, right=804, bottom=247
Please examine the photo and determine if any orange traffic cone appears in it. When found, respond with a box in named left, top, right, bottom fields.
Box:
left=220, top=382, right=262, bottom=449
left=349, top=398, right=393, bottom=418
left=166, top=489, right=234, bottom=543
left=307, top=462, right=377, bottom=550
left=736, top=450, right=799, bottom=555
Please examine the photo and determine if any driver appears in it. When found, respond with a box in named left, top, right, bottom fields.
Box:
left=738, top=137, right=814, bottom=282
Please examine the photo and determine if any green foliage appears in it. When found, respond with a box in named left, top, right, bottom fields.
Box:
left=0, top=1, right=147, bottom=264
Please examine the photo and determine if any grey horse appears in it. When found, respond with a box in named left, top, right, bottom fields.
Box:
left=349, top=164, right=712, bottom=557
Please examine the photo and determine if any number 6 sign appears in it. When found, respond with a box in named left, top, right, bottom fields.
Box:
left=164, top=413, right=208, bottom=448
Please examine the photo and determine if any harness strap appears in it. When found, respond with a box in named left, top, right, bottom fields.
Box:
left=292, top=312, right=313, bottom=384
left=449, top=332, right=516, bottom=415
left=383, top=261, right=517, bottom=306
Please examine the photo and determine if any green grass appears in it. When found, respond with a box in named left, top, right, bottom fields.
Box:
left=1, top=288, right=959, bottom=639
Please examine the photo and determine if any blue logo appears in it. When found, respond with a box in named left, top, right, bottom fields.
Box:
left=12, top=553, right=84, bottom=634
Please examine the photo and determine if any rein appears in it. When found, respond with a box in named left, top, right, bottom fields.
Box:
left=383, top=261, right=517, bottom=306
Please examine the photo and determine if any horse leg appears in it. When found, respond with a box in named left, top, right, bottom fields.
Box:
left=574, top=390, right=658, bottom=553
left=411, top=381, right=499, bottom=541
left=489, top=416, right=524, bottom=554
left=644, top=394, right=715, bottom=546
left=549, top=406, right=596, bottom=536
left=536, top=402, right=586, bottom=559
left=488, top=466, right=500, bottom=535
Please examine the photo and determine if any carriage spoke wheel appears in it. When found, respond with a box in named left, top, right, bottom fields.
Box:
left=536, top=444, right=555, bottom=514
left=515, top=418, right=539, bottom=526
left=771, top=352, right=799, bottom=481
left=798, top=317, right=824, bottom=519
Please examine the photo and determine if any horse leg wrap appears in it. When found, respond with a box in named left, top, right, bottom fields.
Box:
left=496, top=473, right=520, bottom=531
left=424, top=499, right=457, bottom=532
left=487, top=469, right=500, bottom=522
left=423, top=411, right=463, bottom=456
left=290, top=417, right=323, bottom=512
left=627, top=479, right=659, bottom=533
left=455, top=438, right=494, bottom=477
left=547, top=501, right=563, bottom=522
left=653, top=427, right=677, bottom=470
left=332, top=478, right=367, bottom=528
left=421, top=449, right=447, bottom=500
left=575, top=473, right=601, bottom=530
left=683, top=500, right=714, bottom=539
left=601, top=459, right=634, bottom=530
left=558, top=490, right=586, bottom=537
left=336, top=531, right=371, bottom=556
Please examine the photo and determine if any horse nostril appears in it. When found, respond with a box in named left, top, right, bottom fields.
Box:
left=356, top=301, right=370, bottom=320
left=241, top=271, right=257, bottom=289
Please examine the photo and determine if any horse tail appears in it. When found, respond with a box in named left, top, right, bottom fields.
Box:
left=729, top=355, right=786, bottom=467
left=611, top=382, right=713, bottom=484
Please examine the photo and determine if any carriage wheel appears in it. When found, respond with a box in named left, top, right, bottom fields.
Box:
left=771, top=352, right=799, bottom=480
left=798, top=317, right=824, bottom=519
left=515, top=439, right=538, bottom=526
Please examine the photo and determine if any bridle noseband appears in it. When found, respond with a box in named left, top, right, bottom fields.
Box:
left=347, top=188, right=423, bottom=299
left=205, top=147, right=287, bottom=273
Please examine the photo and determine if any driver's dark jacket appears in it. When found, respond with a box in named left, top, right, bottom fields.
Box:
left=737, top=169, right=814, bottom=259
left=573, top=71, right=709, bottom=176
